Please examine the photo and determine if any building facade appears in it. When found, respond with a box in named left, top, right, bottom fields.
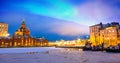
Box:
left=13, top=21, right=34, bottom=47
left=90, top=22, right=120, bottom=47
left=0, top=20, right=48, bottom=47
left=0, top=22, right=8, bottom=37
left=90, top=23, right=102, bottom=46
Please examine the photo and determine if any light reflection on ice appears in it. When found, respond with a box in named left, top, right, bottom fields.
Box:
left=0, top=47, right=120, bottom=63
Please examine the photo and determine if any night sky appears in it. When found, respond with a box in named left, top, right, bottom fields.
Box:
left=0, top=0, right=120, bottom=41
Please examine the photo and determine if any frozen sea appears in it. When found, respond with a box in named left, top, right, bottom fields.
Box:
left=0, top=47, right=120, bottom=63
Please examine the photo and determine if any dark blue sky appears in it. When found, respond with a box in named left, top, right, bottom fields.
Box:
left=0, top=0, right=120, bottom=41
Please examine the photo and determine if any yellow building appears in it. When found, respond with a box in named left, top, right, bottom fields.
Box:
left=100, top=26, right=118, bottom=47
left=90, top=22, right=102, bottom=46
left=90, top=22, right=120, bottom=47
left=0, top=22, right=8, bottom=37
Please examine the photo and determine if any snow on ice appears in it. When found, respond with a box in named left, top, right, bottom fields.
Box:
left=0, top=47, right=120, bottom=63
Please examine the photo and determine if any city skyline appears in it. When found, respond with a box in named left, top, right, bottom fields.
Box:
left=0, top=0, right=120, bottom=41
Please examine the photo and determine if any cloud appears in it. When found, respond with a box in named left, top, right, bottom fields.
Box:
left=1, top=0, right=120, bottom=38
left=49, top=21, right=89, bottom=36
left=75, top=0, right=120, bottom=24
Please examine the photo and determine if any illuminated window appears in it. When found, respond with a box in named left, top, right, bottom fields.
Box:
left=2, top=42, right=4, bottom=44
left=109, top=30, right=111, bottom=32
left=18, top=43, right=20, bottom=45
left=113, top=30, right=114, bottom=32
left=113, top=37, right=115, bottom=39
left=2, top=25, right=4, bottom=27
left=14, top=42, right=17, bottom=46
left=22, top=39, right=23, bottom=42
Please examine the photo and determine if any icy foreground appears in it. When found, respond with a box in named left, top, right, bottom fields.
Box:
left=0, top=47, right=120, bottom=63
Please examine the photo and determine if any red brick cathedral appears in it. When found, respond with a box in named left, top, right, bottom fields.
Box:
left=0, top=20, right=48, bottom=47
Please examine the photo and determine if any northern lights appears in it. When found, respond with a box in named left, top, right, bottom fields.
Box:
left=0, top=0, right=120, bottom=41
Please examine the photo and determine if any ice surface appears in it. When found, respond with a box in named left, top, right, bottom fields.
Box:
left=0, top=47, right=120, bottom=63
left=0, top=47, right=59, bottom=54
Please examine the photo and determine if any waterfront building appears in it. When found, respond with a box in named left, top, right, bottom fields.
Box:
left=13, top=20, right=34, bottom=47
left=35, top=38, right=48, bottom=46
left=55, top=38, right=87, bottom=47
left=90, top=22, right=120, bottom=47
left=0, top=20, right=48, bottom=47
left=0, top=22, right=8, bottom=37
left=90, top=22, right=102, bottom=46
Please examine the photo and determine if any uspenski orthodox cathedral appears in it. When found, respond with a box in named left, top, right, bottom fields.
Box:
left=0, top=20, right=48, bottom=47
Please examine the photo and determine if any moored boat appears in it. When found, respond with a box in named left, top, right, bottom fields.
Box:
left=92, top=43, right=104, bottom=51
left=92, top=46, right=104, bottom=51
left=105, top=45, right=120, bottom=53
left=82, top=42, right=92, bottom=51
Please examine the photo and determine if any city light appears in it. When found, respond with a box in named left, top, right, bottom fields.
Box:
left=55, top=38, right=87, bottom=47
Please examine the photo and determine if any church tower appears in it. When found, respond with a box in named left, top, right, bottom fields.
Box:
left=20, top=20, right=26, bottom=29
left=14, top=20, right=30, bottom=37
